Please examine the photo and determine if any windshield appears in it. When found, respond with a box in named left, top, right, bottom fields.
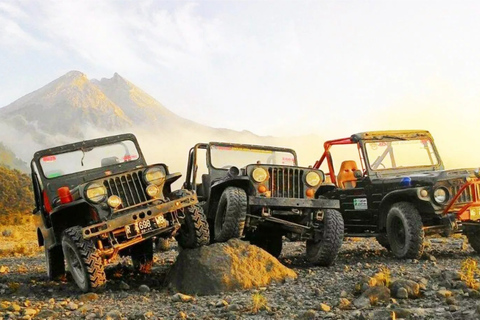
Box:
left=210, top=145, right=297, bottom=169
left=40, top=140, right=140, bottom=178
left=365, top=139, right=439, bottom=170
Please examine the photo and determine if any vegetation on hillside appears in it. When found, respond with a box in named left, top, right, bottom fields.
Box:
left=0, top=166, right=34, bottom=225
left=0, top=142, right=28, bottom=172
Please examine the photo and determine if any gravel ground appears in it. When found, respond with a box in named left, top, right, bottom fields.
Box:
left=1, top=236, right=480, bottom=319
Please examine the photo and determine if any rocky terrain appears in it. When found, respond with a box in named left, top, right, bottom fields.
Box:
left=1, top=236, right=480, bottom=320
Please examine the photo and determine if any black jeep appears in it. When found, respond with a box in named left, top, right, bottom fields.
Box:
left=183, top=142, right=343, bottom=266
left=31, top=134, right=209, bottom=292
left=313, top=130, right=480, bottom=259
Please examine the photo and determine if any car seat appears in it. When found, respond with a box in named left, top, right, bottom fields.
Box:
left=337, top=160, right=358, bottom=189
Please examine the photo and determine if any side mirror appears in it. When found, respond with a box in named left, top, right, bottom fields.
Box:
left=354, top=170, right=363, bottom=179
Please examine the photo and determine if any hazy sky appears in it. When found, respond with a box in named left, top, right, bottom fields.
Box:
left=1, top=0, right=480, bottom=148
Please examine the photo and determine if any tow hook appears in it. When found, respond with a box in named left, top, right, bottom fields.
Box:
left=261, top=208, right=271, bottom=217
left=315, top=210, right=324, bottom=221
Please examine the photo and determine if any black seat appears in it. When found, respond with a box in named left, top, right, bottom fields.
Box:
left=201, top=174, right=212, bottom=200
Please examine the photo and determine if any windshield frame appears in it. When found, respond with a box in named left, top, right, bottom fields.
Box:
left=362, top=137, right=443, bottom=173
left=33, top=133, right=146, bottom=181
left=207, top=142, right=298, bottom=170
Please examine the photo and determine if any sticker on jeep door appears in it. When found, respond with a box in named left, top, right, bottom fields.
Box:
left=353, top=198, right=368, bottom=210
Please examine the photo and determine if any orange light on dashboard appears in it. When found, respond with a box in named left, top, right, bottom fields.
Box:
left=306, top=188, right=315, bottom=198
left=258, top=185, right=267, bottom=193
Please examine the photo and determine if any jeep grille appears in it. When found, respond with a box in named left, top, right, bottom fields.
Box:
left=451, top=184, right=474, bottom=205
left=268, top=167, right=304, bottom=198
left=103, top=171, right=148, bottom=209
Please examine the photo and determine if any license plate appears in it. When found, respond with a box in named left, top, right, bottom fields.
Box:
left=125, top=216, right=168, bottom=239
left=471, top=207, right=480, bottom=221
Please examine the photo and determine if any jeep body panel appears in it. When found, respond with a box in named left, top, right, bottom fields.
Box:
left=313, top=129, right=480, bottom=236
left=31, top=133, right=199, bottom=259
left=184, top=141, right=340, bottom=240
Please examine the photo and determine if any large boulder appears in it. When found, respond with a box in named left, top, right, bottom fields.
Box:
left=167, top=239, right=297, bottom=295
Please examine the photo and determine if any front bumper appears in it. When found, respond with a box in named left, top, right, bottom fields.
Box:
left=82, top=193, right=198, bottom=239
left=248, top=196, right=340, bottom=210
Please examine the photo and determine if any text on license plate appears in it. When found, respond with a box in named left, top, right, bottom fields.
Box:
left=125, top=216, right=168, bottom=239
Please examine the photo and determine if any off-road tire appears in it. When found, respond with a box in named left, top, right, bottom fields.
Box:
left=375, top=234, right=391, bottom=250
left=176, top=204, right=210, bottom=249
left=386, top=202, right=424, bottom=259
left=306, top=209, right=344, bottom=266
left=131, top=238, right=154, bottom=274
left=250, top=233, right=283, bottom=258
left=62, top=226, right=106, bottom=292
left=214, top=187, right=247, bottom=242
left=45, top=245, right=65, bottom=280
left=464, top=227, right=480, bottom=253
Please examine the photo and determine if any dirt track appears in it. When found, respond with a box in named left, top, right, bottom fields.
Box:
left=1, top=237, right=480, bottom=319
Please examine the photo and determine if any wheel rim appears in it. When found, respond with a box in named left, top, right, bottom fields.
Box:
left=391, top=215, right=406, bottom=249
left=65, top=244, right=86, bottom=287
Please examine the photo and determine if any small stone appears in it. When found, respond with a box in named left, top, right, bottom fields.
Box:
left=0, top=301, right=11, bottom=309
left=340, top=290, right=348, bottom=298
left=10, top=303, right=21, bottom=312
left=319, top=303, right=330, bottom=312
left=353, top=297, right=370, bottom=309
left=297, top=309, right=316, bottom=320
left=215, top=300, right=228, bottom=307
left=172, top=293, right=195, bottom=303
left=79, top=293, right=99, bottom=302
left=36, top=310, right=58, bottom=318
left=67, top=302, right=79, bottom=311
left=226, top=304, right=241, bottom=312
left=446, top=297, right=456, bottom=305
left=338, top=298, right=351, bottom=310
left=361, top=286, right=391, bottom=303
left=85, top=313, right=97, bottom=320
left=396, top=287, right=408, bottom=299
left=23, top=308, right=37, bottom=316
left=437, top=289, right=453, bottom=298
left=138, top=284, right=150, bottom=293
left=119, top=281, right=130, bottom=290
left=449, top=305, right=459, bottom=312
left=106, top=310, right=122, bottom=320
left=391, top=279, right=421, bottom=299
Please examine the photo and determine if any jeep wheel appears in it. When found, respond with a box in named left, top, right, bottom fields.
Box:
left=214, top=187, right=247, bottom=242
left=45, top=245, right=65, bottom=280
left=386, top=202, right=424, bottom=259
left=306, top=209, right=344, bottom=266
left=131, top=238, right=154, bottom=274
left=62, top=226, right=106, bottom=292
left=375, top=234, right=391, bottom=250
left=464, top=227, right=480, bottom=253
left=177, top=204, right=210, bottom=249
left=250, top=233, right=283, bottom=258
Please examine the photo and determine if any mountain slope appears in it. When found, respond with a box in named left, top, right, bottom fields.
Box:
left=0, top=71, right=132, bottom=138
left=0, top=71, right=322, bottom=174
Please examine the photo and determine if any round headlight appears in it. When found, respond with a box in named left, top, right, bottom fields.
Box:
left=146, top=184, right=160, bottom=198
left=434, top=187, right=449, bottom=204
left=107, top=195, right=122, bottom=208
left=252, top=167, right=268, bottom=183
left=306, top=171, right=321, bottom=187
left=144, top=167, right=165, bottom=185
left=85, top=183, right=107, bottom=203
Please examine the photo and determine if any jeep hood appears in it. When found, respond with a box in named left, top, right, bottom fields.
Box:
left=377, top=168, right=478, bottom=186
